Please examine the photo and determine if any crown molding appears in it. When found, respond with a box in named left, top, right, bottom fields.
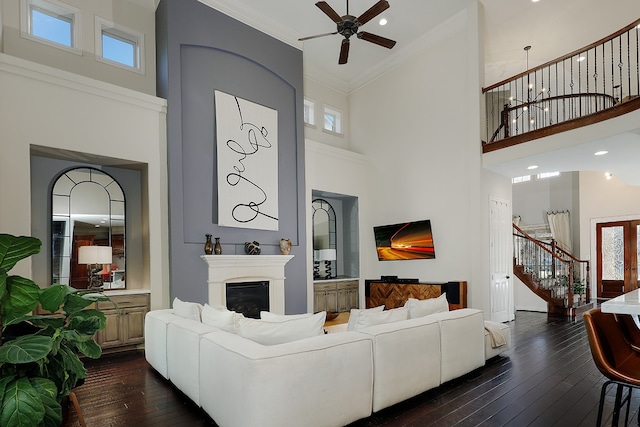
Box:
left=347, top=9, right=467, bottom=94
left=198, top=0, right=303, bottom=50
left=125, top=0, right=160, bottom=11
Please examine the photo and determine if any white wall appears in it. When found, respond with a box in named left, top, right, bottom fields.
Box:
left=345, top=4, right=504, bottom=316
left=1, top=0, right=156, bottom=95
left=0, top=53, right=169, bottom=309
left=303, top=77, right=350, bottom=149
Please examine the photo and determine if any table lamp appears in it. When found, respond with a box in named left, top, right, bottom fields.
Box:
left=314, top=248, right=337, bottom=279
left=78, top=245, right=112, bottom=290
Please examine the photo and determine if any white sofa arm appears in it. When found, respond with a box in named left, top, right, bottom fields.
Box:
left=144, top=309, right=180, bottom=379
left=166, top=318, right=224, bottom=406
left=199, top=331, right=374, bottom=427
left=360, top=316, right=442, bottom=412
left=429, top=308, right=485, bottom=383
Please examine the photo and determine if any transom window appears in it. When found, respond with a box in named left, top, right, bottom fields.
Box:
left=20, top=0, right=82, bottom=54
left=95, top=17, right=145, bottom=74
left=323, top=106, right=342, bottom=134
left=304, top=98, right=316, bottom=126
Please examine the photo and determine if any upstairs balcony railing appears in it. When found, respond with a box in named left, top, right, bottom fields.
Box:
left=483, top=18, right=640, bottom=152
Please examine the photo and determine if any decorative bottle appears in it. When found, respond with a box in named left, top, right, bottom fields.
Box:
left=204, top=234, right=213, bottom=255
left=214, top=237, right=222, bottom=255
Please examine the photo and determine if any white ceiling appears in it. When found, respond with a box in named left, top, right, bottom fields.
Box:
left=195, top=0, right=640, bottom=184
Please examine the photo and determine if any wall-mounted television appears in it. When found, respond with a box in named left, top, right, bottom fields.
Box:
left=373, top=219, right=436, bottom=261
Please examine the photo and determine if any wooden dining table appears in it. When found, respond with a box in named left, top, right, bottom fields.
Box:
left=601, top=289, right=640, bottom=315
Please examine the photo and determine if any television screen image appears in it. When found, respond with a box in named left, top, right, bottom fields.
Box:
left=374, top=220, right=436, bottom=261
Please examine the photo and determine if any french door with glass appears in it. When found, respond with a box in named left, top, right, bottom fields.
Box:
left=597, top=220, right=640, bottom=298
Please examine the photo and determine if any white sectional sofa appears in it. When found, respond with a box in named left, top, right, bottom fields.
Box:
left=144, top=304, right=508, bottom=427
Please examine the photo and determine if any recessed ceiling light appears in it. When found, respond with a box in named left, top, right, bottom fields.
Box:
left=527, top=165, right=539, bottom=170
left=594, top=150, right=608, bottom=156
left=605, top=172, right=613, bottom=180
left=532, top=0, right=540, bottom=2
left=379, top=18, right=387, bottom=26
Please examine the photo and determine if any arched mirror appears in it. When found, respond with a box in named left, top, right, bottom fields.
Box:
left=312, top=198, right=336, bottom=279
left=51, top=167, right=125, bottom=290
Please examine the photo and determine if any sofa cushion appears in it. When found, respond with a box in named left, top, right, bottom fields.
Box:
left=352, top=307, right=408, bottom=331
left=405, top=293, right=449, bottom=319
left=202, top=304, right=244, bottom=333
left=260, top=311, right=312, bottom=321
left=172, top=297, right=202, bottom=321
left=199, top=330, right=374, bottom=427
left=239, top=311, right=327, bottom=345
left=347, top=305, right=385, bottom=331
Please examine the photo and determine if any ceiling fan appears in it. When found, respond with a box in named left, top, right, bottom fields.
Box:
left=299, top=0, right=397, bottom=65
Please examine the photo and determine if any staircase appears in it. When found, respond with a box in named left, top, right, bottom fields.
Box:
left=513, top=224, right=594, bottom=318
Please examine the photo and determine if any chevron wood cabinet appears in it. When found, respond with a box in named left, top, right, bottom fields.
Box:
left=365, top=280, right=467, bottom=310
left=314, top=279, right=359, bottom=313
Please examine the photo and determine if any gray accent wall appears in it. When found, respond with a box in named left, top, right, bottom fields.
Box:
left=156, top=0, right=307, bottom=312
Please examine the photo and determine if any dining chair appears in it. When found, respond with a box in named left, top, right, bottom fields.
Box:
left=584, top=308, right=640, bottom=427
left=615, top=313, right=640, bottom=352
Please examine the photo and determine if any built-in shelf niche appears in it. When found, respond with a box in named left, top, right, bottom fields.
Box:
left=311, top=190, right=359, bottom=279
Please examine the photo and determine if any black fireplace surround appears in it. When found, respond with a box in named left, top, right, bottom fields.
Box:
left=226, top=281, right=269, bottom=319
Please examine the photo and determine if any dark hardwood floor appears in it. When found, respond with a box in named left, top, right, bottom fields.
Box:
left=62, top=311, right=636, bottom=426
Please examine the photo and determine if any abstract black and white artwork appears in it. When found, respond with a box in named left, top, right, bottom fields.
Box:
left=215, top=90, right=278, bottom=231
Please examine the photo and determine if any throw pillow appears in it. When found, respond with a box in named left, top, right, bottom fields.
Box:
left=201, top=304, right=244, bottom=333
left=405, top=293, right=449, bottom=319
left=353, top=306, right=408, bottom=331
left=239, top=311, right=326, bottom=345
left=172, top=297, right=202, bottom=321
left=259, top=311, right=313, bottom=322
left=347, top=305, right=385, bottom=331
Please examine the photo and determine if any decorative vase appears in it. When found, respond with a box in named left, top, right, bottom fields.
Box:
left=244, top=241, right=261, bottom=255
left=204, top=234, right=213, bottom=255
left=214, top=237, right=222, bottom=255
left=279, top=238, right=292, bottom=255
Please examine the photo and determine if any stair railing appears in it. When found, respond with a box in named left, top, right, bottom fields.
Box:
left=483, top=18, right=640, bottom=151
left=513, top=223, right=590, bottom=309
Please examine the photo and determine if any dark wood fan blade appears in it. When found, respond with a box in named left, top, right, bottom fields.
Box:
left=339, top=39, right=350, bottom=64
left=316, top=1, right=342, bottom=23
left=299, top=31, right=338, bottom=41
left=357, top=31, right=396, bottom=49
left=356, top=0, right=389, bottom=25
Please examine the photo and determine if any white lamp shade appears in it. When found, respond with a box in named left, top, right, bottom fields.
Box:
left=78, top=245, right=112, bottom=264
left=314, top=248, right=336, bottom=261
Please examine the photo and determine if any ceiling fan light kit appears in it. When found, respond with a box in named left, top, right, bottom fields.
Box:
left=299, top=0, right=397, bottom=64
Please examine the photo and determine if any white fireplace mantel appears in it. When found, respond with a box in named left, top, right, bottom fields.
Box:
left=201, top=255, right=294, bottom=314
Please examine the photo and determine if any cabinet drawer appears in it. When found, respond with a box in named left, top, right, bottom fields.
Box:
left=98, top=293, right=149, bottom=310
left=314, top=282, right=337, bottom=292
left=337, top=280, right=359, bottom=290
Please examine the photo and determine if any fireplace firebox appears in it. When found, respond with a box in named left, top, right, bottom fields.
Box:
left=226, top=281, right=269, bottom=319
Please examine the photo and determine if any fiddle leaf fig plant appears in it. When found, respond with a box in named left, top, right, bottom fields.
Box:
left=0, top=234, right=114, bottom=427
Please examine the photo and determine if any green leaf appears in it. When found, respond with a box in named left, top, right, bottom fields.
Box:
left=29, top=378, right=61, bottom=427
left=0, top=375, right=14, bottom=410
left=39, top=285, right=75, bottom=313
left=0, top=377, right=45, bottom=427
left=0, top=335, right=53, bottom=364
left=2, top=276, right=41, bottom=320
left=76, top=339, right=102, bottom=359
left=61, top=293, right=94, bottom=316
left=69, top=309, right=106, bottom=334
left=0, top=235, right=41, bottom=274
left=0, top=271, right=7, bottom=304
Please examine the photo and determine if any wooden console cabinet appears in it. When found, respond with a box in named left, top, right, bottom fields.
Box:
left=365, top=280, right=467, bottom=310
left=314, top=279, right=359, bottom=313
left=95, top=292, right=149, bottom=351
